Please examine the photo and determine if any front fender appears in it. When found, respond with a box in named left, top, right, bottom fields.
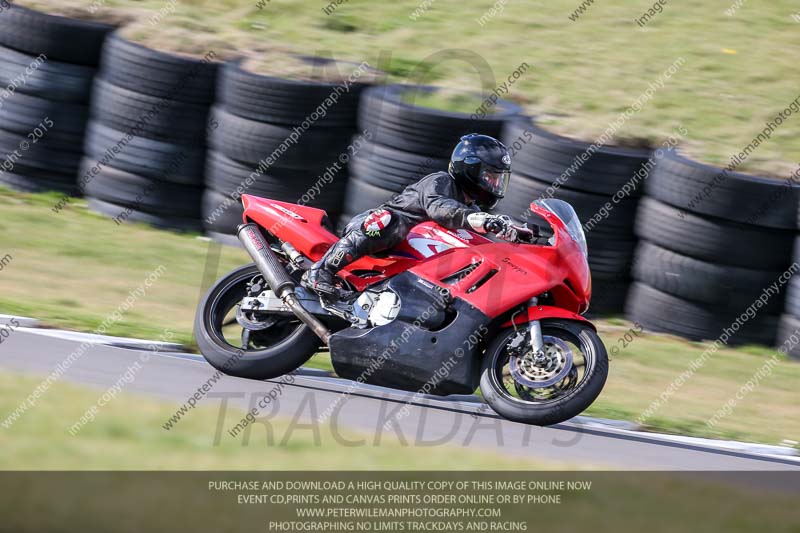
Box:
left=501, top=305, right=595, bottom=331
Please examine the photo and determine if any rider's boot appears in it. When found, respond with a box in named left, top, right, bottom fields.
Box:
left=301, top=239, right=360, bottom=297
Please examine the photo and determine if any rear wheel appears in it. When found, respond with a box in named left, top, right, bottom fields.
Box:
left=194, top=264, right=320, bottom=380
left=480, top=320, right=608, bottom=425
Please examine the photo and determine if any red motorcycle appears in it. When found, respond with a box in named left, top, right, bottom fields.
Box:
left=195, top=194, right=608, bottom=425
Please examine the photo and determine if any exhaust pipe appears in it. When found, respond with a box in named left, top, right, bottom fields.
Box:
left=237, top=223, right=331, bottom=345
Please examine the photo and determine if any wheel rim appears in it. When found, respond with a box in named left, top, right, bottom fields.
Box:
left=204, top=267, right=307, bottom=354
left=491, top=327, right=595, bottom=406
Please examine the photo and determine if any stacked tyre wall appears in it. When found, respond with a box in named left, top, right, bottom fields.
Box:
left=628, top=149, right=798, bottom=347
left=0, top=5, right=113, bottom=193
left=345, top=85, right=521, bottom=230
left=81, top=32, right=217, bottom=231
left=204, top=58, right=372, bottom=238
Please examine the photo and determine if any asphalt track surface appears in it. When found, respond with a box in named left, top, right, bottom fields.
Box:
left=2, top=330, right=800, bottom=473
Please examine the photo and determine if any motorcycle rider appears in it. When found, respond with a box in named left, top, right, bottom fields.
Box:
left=302, top=133, right=532, bottom=296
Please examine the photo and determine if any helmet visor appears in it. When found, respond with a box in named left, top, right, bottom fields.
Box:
left=480, top=168, right=510, bottom=197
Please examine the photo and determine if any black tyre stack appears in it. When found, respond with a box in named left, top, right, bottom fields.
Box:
left=777, top=203, right=800, bottom=359
left=348, top=85, right=521, bottom=231
left=0, top=5, right=114, bottom=193
left=82, top=32, right=218, bottom=230
left=498, top=118, right=651, bottom=316
left=628, top=149, right=797, bottom=346
left=205, top=58, right=373, bottom=238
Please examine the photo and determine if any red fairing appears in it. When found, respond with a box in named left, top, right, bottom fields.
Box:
left=241, top=195, right=337, bottom=259
left=241, top=196, right=592, bottom=314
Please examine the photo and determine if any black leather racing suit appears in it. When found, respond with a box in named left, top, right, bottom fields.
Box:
left=310, top=171, right=481, bottom=282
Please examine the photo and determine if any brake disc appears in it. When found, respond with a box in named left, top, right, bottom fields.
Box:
left=509, top=335, right=574, bottom=389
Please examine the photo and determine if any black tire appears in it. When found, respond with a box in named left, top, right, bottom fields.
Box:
left=79, top=159, right=202, bottom=218
left=349, top=154, right=423, bottom=193
left=0, top=92, right=88, bottom=139
left=502, top=117, right=652, bottom=196
left=359, top=84, right=521, bottom=159
left=0, top=128, right=83, bottom=173
left=635, top=197, right=794, bottom=269
left=496, top=172, right=638, bottom=230
left=209, top=106, right=351, bottom=169
left=586, top=279, right=630, bottom=317
left=349, top=140, right=449, bottom=192
left=195, top=263, right=320, bottom=379
left=86, top=196, right=202, bottom=232
left=100, top=32, right=218, bottom=104
left=776, top=315, right=800, bottom=360
left=647, top=148, right=798, bottom=229
left=204, top=150, right=347, bottom=212
left=480, top=320, right=608, bottom=425
left=632, top=240, right=784, bottom=311
left=0, top=164, right=76, bottom=193
left=0, top=45, right=96, bottom=102
left=783, top=237, right=800, bottom=316
left=586, top=238, right=638, bottom=280
left=785, top=277, right=800, bottom=318
left=217, top=58, right=374, bottom=128
left=90, top=78, right=211, bottom=143
left=0, top=5, right=115, bottom=66
left=84, top=121, right=205, bottom=185
left=625, top=282, right=779, bottom=345
left=343, top=177, right=396, bottom=216
left=202, top=188, right=244, bottom=235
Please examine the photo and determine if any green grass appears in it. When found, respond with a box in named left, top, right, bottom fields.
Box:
left=18, top=0, right=800, bottom=177
left=1, top=189, right=799, bottom=449
left=399, top=87, right=495, bottom=114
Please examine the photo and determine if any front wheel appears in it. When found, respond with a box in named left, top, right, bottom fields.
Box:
left=480, top=319, right=608, bottom=426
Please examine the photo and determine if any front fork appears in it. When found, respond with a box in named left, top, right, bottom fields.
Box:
left=528, top=297, right=545, bottom=357
left=508, top=297, right=546, bottom=359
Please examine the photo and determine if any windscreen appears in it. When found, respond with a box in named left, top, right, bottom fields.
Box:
left=534, top=199, right=588, bottom=257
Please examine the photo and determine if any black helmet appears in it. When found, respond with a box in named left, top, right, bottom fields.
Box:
left=448, top=133, right=511, bottom=210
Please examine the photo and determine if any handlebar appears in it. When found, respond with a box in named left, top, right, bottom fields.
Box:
left=511, top=224, right=535, bottom=243
left=510, top=224, right=551, bottom=245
